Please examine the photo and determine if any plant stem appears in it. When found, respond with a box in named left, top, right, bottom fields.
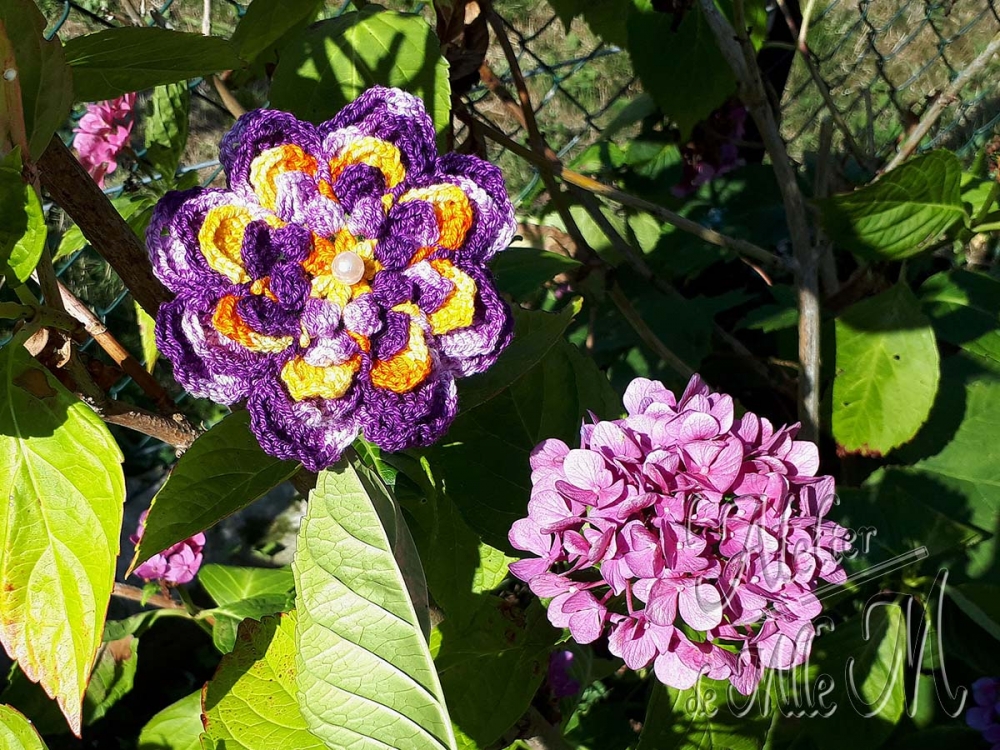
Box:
left=0, top=301, right=80, bottom=332
left=112, top=582, right=184, bottom=610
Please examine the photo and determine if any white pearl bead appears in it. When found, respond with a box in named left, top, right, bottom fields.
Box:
left=331, top=251, right=366, bottom=285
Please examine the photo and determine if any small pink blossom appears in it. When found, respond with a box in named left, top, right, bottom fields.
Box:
left=131, top=510, right=205, bottom=585
left=509, top=374, right=850, bottom=696
left=72, top=93, right=136, bottom=188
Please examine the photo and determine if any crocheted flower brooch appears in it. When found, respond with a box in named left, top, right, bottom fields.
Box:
left=148, top=87, right=516, bottom=470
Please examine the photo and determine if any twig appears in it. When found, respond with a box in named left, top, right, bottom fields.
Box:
left=101, top=399, right=199, bottom=449
left=697, top=0, right=820, bottom=439
left=610, top=284, right=695, bottom=379
left=54, top=280, right=184, bottom=415
left=884, top=30, right=1000, bottom=172
left=815, top=118, right=839, bottom=296
left=112, top=582, right=184, bottom=610
left=0, top=301, right=80, bottom=332
left=201, top=0, right=211, bottom=35
left=212, top=76, right=247, bottom=119
left=37, top=138, right=171, bottom=317
left=473, top=117, right=784, bottom=270
left=523, top=707, right=574, bottom=750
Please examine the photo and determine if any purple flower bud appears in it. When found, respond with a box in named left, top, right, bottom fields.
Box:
left=548, top=650, right=581, bottom=699
left=131, top=510, right=205, bottom=585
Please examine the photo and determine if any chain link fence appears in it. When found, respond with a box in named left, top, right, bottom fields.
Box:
left=21, top=0, right=1000, bottom=462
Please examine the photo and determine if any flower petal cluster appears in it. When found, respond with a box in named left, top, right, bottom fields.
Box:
left=548, top=650, right=581, bottom=699
left=509, top=375, right=850, bottom=695
left=148, top=87, right=516, bottom=470
left=967, top=677, right=1000, bottom=748
left=131, top=511, right=205, bottom=585
left=73, top=93, right=136, bottom=188
left=673, top=100, right=747, bottom=198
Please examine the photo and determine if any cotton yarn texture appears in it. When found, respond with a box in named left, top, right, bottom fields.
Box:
left=148, top=87, right=516, bottom=470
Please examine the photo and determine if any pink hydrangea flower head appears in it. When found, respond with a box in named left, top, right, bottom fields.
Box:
left=72, top=93, right=137, bottom=188
left=509, top=374, right=851, bottom=696
left=130, top=510, right=206, bottom=585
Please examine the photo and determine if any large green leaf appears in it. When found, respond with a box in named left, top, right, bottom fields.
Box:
left=919, top=269, right=1000, bottom=364
left=137, top=691, right=202, bottom=750
left=818, top=151, right=966, bottom=260
left=546, top=0, right=629, bottom=46
left=0, top=0, right=73, bottom=160
left=0, top=163, right=45, bottom=284
left=293, top=462, right=457, bottom=750
left=489, top=247, right=582, bottom=301
left=457, top=300, right=580, bottom=413
left=0, top=705, right=46, bottom=750
left=198, top=564, right=295, bottom=653
left=636, top=679, right=771, bottom=750
left=230, top=0, right=323, bottom=63
left=63, top=28, right=240, bottom=101
left=832, top=283, right=940, bottom=456
left=130, top=410, right=298, bottom=570
left=427, top=337, right=621, bottom=550
left=270, top=7, right=451, bottom=142
left=202, top=612, right=323, bottom=749
left=627, top=0, right=735, bottom=139
left=435, top=599, right=557, bottom=746
left=144, top=82, right=190, bottom=181
left=0, top=346, right=124, bottom=735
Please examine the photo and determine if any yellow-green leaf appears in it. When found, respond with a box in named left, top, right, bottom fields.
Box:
left=0, top=705, right=47, bottom=749
left=0, top=346, right=124, bottom=735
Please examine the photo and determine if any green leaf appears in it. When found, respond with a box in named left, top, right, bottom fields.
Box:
left=270, top=7, right=451, bottom=143
left=135, top=301, right=158, bottom=373
left=947, top=583, right=1000, bottom=641
left=81, top=636, right=139, bottom=725
left=832, top=283, right=940, bottom=456
left=489, top=247, right=581, bottom=301
left=919, top=269, right=1000, bottom=364
left=230, top=0, right=323, bottom=63
left=637, top=678, right=771, bottom=750
left=436, top=599, right=557, bottom=746
left=427, top=337, right=621, bottom=550
left=198, top=565, right=295, bottom=653
left=781, top=604, right=906, bottom=750
left=0, top=345, right=124, bottom=735
left=55, top=193, right=154, bottom=260
left=63, top=28, right=240, bottom=102
left=293, top=462, right=457, bottom=750
left=457, top=300, right=581, bottom=413
left=144, top=82, right=190, bottom=181
left=0, top=0, right=73, bottom=160
left=627, top=0, right=735, bottom=139
left=546, top=0, right=629, bottom=46
left=130, top=410, right=298, bottom=570
left=137, top=691, right=203, bottom=750
left=202, top=612, right=323, bottom=749
left=0, top=166, right=44, bottom=284
left=818, top=151, right=967, bottom=260
left=0, top=705, right=47, bottom=750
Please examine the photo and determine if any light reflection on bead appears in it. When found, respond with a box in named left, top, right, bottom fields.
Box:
left=331, top=250, right=366, bottom=285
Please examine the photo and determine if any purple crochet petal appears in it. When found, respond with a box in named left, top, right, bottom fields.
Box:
left=248, top=377, right=362, bottom=471
left=371, top=310, right=410, bottom=361
left=220, top=109, right=322, bottom=201
left=359, top=371, right=458, bottom=452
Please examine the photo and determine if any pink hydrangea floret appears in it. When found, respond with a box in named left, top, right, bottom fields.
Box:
left=509, top=374, right=850, bottom=696
left=131, top=510, right=205, bottom=585
left=72, top=93, right=136, bottom=188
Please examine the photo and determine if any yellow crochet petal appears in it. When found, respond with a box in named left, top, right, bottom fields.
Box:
left=249, top=144, right=319, bottom=211
left=281, top=356, right=360, bottom=401
left=329, top=136, right=406, bottom=190
left=428, top=259, right=478, bottom=335
left=199, top=205, right=254, bottom=284
left=211, top=295, right=293, bottom=353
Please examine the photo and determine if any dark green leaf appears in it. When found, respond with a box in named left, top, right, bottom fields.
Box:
left=137, top=691, right=202, bottom=750
left=435, top=600, right=558, bottom=746
left=832, top=283, right=940, bottom=455
left=547, top=0, right=629, bottom=46
left=230, top=0, right=323, bottom=63
left=818, top=151, right=966, bottom=260
left=202, top=613, right=324, bottom=749
left=144, top=82, right=190, bottom=181
left=490, top=247, right=581, bottom=301
left=130, top=410, right=299, bottom=570
left=293, top=462, right=456, bottom=749
left=637, top=678, right=771, bottom=750
left=270, top=7, right=451, bottom=143
left=947, top=583, right=1000, bottom=641
left=63, top=28, right=240, bottom=101
left=627, top=0, right=735, bottom=139
left=0, top=0, right=73, bottom=160
left=55, top=193, right=154, bottom=260
left=0, top=705, right=47, bottom=749
left=0, top=346, right=124, bottom=735
left=0, top=165, right=44, bottom=284
left=919, top=269, right=1000, bottom=364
